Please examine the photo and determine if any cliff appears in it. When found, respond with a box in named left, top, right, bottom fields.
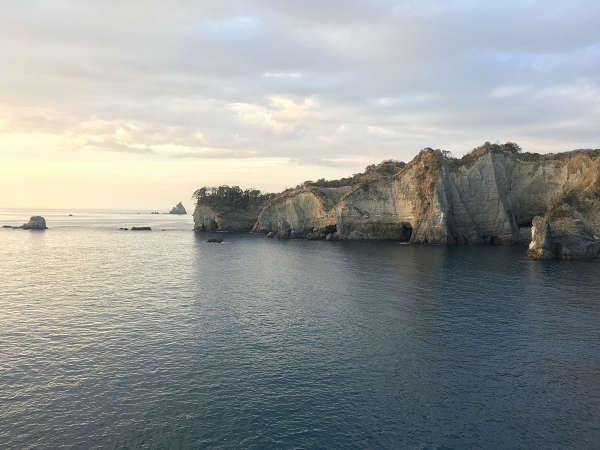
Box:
left=527, top=174, right=600, bottom=259
left=193, top=202, right=264, bottom=232
left=192, top=186, right=274, bottom=232
left=193, top=143, right=600, bottom=259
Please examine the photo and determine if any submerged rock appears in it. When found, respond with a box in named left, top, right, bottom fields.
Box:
left=21, top=216, right=47, bottom=230
left=169, top=202, right=187, bottom=215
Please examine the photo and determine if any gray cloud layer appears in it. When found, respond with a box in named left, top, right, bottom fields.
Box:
left=2, top=0, right=599, bottom=166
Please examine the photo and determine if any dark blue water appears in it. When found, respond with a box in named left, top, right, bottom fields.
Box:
left=1, top=210, right=599, bottom=448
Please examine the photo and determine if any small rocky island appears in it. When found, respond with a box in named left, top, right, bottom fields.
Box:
left=3, top=216, right=48, bottom=230
left=192, top=142, right=600, bottom=260
left=169, top=202, right=187, bottom=215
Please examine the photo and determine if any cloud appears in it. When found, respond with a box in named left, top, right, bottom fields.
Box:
left=85, top=139, right=154, bottom=154
left=229, top=96, right=316, bottom=132
left=1, top=0, right=599, bottom=171
left=263, top=72, right=304, bottom=79
left=169, top=147, right=261, bottom=159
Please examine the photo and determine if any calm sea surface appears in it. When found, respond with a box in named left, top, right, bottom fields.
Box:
left=1, top=208, right=599, bottom=448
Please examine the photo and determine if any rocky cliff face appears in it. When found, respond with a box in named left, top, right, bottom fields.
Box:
left=527, top=175, right=600, bottom=259
left=193, top=202, right=263, bottom=232
left=193, top=144, right=600, bottom=259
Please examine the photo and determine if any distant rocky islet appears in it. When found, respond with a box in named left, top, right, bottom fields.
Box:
left=169, top=202, right=187, bottom=215
left=3, top=216, right=47, bottom=230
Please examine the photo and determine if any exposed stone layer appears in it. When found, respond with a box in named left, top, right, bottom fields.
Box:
left=193, top=144, right=600, bottom=259
left=527, top=184, right=600, bottom=259
left=193, top=203, right=264, bottom=232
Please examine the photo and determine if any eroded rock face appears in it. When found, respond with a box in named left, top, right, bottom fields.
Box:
left=192, top=203, right=263, bottom=232
left=22, top=216, right=47, bottom=230
left=193, top=144, right=600, bottom=259
left=528, top=216, right=600, bottom=260
left=527, top=186, right=600, bottom=259
left=252, top=188, right=344, bottom=239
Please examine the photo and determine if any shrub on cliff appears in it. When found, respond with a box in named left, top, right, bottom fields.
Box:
left=306, top=160, right=406, bottom=188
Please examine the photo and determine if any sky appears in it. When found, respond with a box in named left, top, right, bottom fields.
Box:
left=1, top=0, right=599, bottom=209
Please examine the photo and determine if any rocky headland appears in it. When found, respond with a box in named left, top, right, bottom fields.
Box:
left=193, top=143, right=600, bottom=260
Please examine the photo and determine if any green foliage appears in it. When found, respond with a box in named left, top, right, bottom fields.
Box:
left=193, top=185, right=275, bottom=209
left=305, top=160, right=406, bottom=188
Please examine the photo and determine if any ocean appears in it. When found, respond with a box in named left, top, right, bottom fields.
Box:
left=1, top=208, right=599, bottom=448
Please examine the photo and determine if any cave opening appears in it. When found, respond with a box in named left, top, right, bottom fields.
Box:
left=323, top=224, right=337, bottom=235
left=517, top=218, right=533, bottom=228
left=400, top=223, right=413, bottom=242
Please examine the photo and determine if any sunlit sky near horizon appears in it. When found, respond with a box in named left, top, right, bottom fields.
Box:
left=1, top=1, right=599, bottom=209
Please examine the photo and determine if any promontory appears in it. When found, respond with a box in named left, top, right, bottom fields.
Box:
left=193, top=142, right=600, bottom=260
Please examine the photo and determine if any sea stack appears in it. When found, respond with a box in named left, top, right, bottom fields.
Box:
left=169, top=202, right=187, bottom=215
left=21, top=216, right=47, bottom=230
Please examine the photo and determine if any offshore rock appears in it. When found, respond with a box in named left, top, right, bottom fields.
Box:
left=21, top=216, right=47, bottom=230
left=169, top=202, right=187, bottom=215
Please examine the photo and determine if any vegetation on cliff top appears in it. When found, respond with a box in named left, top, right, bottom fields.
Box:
left=300, top=160, right=406, bottom=189
left=193, top=186, right=275, bottom=210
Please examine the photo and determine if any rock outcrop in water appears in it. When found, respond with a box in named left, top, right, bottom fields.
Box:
left=193, top=143, right=600, bottom=259
left=169, top=202, right=187, bottom=215
left=3, top=216, right=48, bottom=230
left=21, top=216, right=48, bottom=230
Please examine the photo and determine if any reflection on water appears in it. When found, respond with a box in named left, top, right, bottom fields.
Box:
left=1, top=210, right=600, bottom=448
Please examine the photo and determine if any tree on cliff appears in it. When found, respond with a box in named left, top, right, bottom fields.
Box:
left=193, top=185, right=274, bottom=209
